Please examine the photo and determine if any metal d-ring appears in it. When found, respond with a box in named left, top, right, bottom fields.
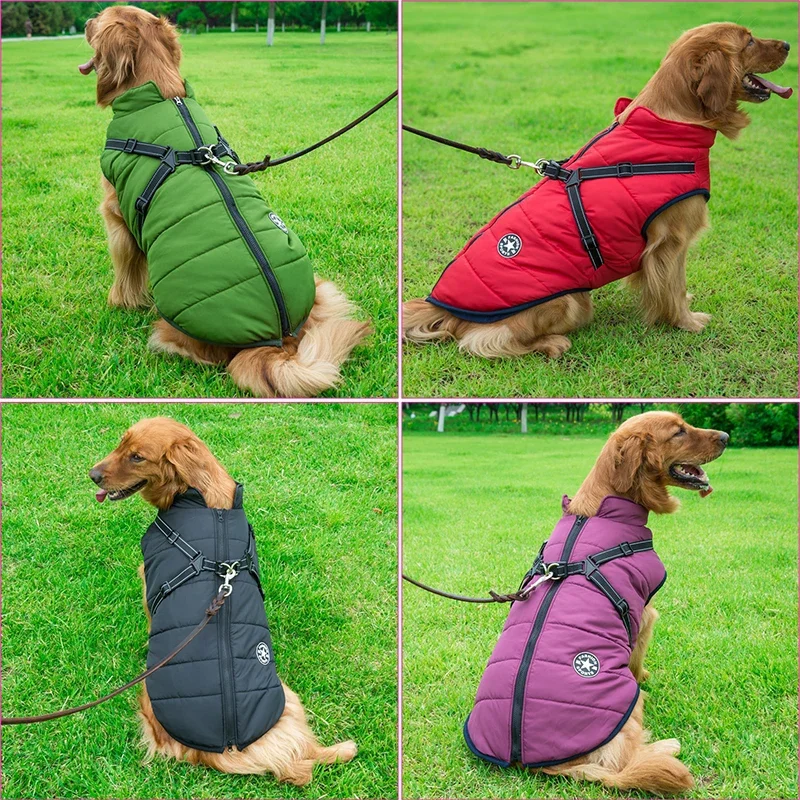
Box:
left=506, top=154, right=540, bottom=171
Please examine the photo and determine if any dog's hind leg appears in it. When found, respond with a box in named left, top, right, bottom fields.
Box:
left=629, top=603, right=658, bottom=682
left=148, top=319, right=233, bottom=366
left=543, top=695, right=693, bottom=794
left=631, top=195, right=710, bottom=332
left=100, top=177, right=150, bottom=309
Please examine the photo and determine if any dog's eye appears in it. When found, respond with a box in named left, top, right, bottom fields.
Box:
left=747, top=36, right=755, bottom=47
left=130, top=453, right=145, bottom=463
left=672, top=428, right=687, bottom=438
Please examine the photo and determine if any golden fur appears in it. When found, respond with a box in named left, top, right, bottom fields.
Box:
left=532, top=411, right=728, bottom=793
left=404, top=23, right=790, bottom=357
left=90, top=417, right=357, bottom=782
left=84, top=6, right=370, bottom=397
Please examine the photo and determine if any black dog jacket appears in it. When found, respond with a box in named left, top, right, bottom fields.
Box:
left=142, top=484, right=285, bottom=752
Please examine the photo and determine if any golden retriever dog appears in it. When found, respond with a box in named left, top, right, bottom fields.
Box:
left=539, top=411, right=728, bottom=793
left=81, top=5, right=370, bottom=396
left=404, top=23, right=791, bottom=358
left=89, top=417, right=356, bottom=783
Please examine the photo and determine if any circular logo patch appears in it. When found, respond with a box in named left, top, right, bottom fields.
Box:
left=573, top=652, right=600, bottom=678
left=497, top=233, right=522, bottom=259
left=269, top=212, right=288, bottom=234
left=256, top=642, right=271, bottom=665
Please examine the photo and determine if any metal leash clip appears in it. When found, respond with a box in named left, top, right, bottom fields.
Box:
left=525, top=563, right=561, bottom=592
left=506, top=154, right=540, bottom=171
left=196, top=145, right=240, bottom=175
left=218, top=561, right=240, bottom=597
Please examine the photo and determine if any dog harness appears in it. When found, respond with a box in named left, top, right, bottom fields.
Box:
left=464, top=495, right=666, bottom=767
left=428, top=99, right=717, bottom=322
left=101, top=81, right=315, bottom=347
left=142, top=484, right=285, bottom=753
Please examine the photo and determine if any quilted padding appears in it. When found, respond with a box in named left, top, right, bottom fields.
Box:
left=142, top=485, right=285, bottom=753
left=101, top=81, right=315, bottom=346
left=464, top=495, right=666, bottom=767
left=429, top=99, right=716, bottom=322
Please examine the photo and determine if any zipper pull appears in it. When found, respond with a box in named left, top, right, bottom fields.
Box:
left=174, top=96, right=183, bottom=105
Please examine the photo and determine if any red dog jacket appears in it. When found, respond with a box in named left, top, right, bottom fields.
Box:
left=428, top=99, right=716, bottom=322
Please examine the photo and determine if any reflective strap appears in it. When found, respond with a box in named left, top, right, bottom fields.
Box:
left=134, top=149, right=178, bottom=216
left=584, top=559, right=632, bottom=645
left=538, top=159, right=697, bottom=270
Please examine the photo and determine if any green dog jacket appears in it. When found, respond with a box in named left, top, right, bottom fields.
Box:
left=101, top=82, right=315, bottom=347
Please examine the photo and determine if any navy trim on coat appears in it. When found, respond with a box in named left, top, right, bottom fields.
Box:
left=640, top=189, right=710, bottom=237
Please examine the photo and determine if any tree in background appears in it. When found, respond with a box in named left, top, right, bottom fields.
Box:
left=1, top=1, right=397, bottom=37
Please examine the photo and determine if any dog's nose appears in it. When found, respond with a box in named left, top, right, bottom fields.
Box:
left=89, top=468, right=104, bottom=485
left=782, top=41, right=790, bottom=52
left=719, top=432, right=730, bottom=447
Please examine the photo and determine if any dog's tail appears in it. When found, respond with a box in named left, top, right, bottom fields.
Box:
left=564, top=740, right=694, bottom=795
left=403, top=297, right=459, bottom=343
left=227, top=279, right=370, bottom=397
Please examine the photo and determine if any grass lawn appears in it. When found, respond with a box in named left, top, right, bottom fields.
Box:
left=1, top=402, right=398, bottom=799
left=2, top=30, right=397, bottom=398
left=402, top=430, right=798, bottom=798
left=402, top=2, right=797, bottom=398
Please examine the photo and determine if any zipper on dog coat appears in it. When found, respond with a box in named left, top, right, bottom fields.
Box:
left=464, top=496, right=667, bottom=767
left=101, top=81, right=316, bottom=347
left=142, top=484, right=285, bottom=752
left=428, top=99, right=717, bottom=323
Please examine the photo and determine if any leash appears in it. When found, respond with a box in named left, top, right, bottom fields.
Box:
left=402, top=573, right=537, bottom=604
left=233, top=90, right=398, bottom=175
left=1, top=586, right=231, bottom=726
left=402, top=124, right=540, bottom=171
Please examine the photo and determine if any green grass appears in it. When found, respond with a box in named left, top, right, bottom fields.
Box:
left=402, top=3, right=798, bottom=398
left=1, top=402, right=398, bottom=799
left=402, top=431, right=798, bottom=798
left=2, top=30, right=397, bottom=398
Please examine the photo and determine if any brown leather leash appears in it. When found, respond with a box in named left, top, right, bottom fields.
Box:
left=1, top=590, right=227, bottom=726
left=402, top=573, right=534, bottom=604
left=232, top=90, right=398, bottom=175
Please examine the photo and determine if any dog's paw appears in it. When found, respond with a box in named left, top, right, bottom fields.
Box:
left=108, top=284, right=147, bottom=309
left=677, top=311, right=710, bottom=333
left=536, top=334, right=571, bottom=359
left=639, top=668, right=651, bottom=682
left=652, top=738, right=682, bottom=757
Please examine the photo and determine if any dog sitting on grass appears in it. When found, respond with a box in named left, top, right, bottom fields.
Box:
left=404, top=23, right=791, bottom=358
left=464, top=411, right=728, bottom=793
left=81, top=5, right=370, bottom=396
left=89, top=416, right=356, bottom=783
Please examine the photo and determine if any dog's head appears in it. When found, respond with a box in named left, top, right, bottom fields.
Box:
left=659, top=22, right=791, bottom=136
left=79, top=5, right=181, bottom=106
left=89, top=417, right=215, bottom=510
left=599, top=411, right=729, bottom=514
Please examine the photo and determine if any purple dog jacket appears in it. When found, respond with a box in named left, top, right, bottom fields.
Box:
left=464, top=495, right=666, bottom=767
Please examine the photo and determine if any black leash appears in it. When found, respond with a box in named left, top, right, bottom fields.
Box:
left=234, top=90, right=398, bottom=174
left=402, top=124, right=519, bottom=167
left=402, top=573, right=529, bottom=604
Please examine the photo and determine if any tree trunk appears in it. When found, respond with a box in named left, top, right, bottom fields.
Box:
left=437, top=404, right=446, bottom=433
left=521, top=403, right=528, bottom=434
left=267, top=1, right=275, bottom=46
left=366, top=20, right=371, bottom=32
left=320, top=1, right=327, bottom=44
left=230, top=4, right=237, bottom=32
left=336, top=20, right=341, bottom=32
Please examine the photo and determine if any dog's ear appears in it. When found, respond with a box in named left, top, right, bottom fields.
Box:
left=154, top=15, right=181, bottom=68
left=97, top=20, right=139, bottom=90
left=611, top=434, right=660, bottom=493
left=164, top=437, right=209, bottom=488
left=696, top=49, right=735, bottom=113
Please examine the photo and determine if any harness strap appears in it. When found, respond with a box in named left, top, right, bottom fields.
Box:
left=105, top=137, right=237, bottom=220
left=584, top=558, right=632, bottom=644
left=150, top=517, right=259, bottom=615
left=539, top=159, right=696, bottom=270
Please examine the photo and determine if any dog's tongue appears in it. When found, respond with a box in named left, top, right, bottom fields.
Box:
left=699, top=485, right=713, bottom=498
left=95, top=488, right=108, bottom=503
left=78, top=58, right=95, bottom=76
left=754, top=74, right=793, bottom=98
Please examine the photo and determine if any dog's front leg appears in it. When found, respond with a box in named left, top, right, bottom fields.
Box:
left=100, top=177, right=150, bottom=309
left=630, top=195, right=710, bottom=332
left=629, top=603, right=658, bottom=682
